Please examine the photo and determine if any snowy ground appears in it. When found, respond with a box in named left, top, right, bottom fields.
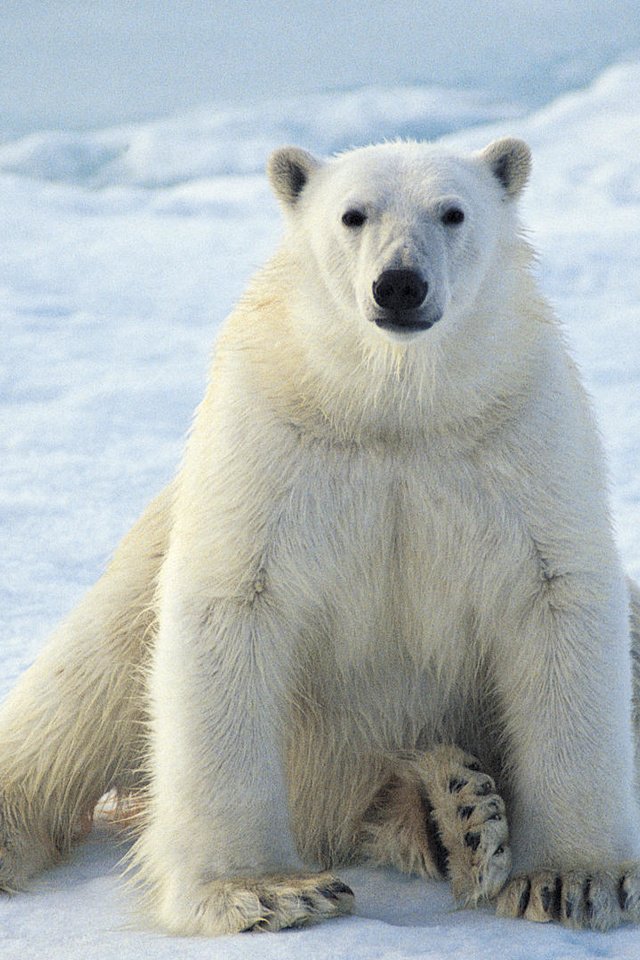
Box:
left=1, top=42, right=640, bottom=960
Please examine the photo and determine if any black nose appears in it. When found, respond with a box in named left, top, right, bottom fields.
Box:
left=372, top=269, right=428, bottom=311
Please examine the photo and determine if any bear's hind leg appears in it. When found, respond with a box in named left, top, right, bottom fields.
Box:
left=0, top=485, right=170, bottom=891
left=358, top=745, right=511, bottom=903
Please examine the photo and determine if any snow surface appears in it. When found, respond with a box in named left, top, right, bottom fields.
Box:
left=1, top=48, right=640, bottom=960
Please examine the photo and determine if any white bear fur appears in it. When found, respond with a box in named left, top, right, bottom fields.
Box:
left=1, top=137, right=640, bottom=934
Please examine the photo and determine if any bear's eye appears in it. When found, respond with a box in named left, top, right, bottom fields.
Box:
left=441, top=207, right=465, bottom=226
left=341, top=209, right=367, bottom=228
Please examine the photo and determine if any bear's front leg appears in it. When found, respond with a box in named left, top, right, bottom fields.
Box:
left=492, top=570, right=640, bottom=930
left=136, top=585, right=353, bottom=935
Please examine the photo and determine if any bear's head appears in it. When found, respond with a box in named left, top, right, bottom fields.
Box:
left=268, top=138, right=531, bottom=347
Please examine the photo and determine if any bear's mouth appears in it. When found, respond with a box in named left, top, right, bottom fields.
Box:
left=373, top=311, right=440, bottom=333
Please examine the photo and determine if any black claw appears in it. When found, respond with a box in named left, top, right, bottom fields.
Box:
left=319, top=880, right=353, bottom=900
left=583, top=877, right=594, bottom=922
left=564, top=896, right=574, bottom=919
left=248, top=912, right=273, bottom=931
left=618, top=876, right=629, bottom=911
left=330, top=881, right=354, bottom=897
left=464, top=831, right=481, bottom=852
left=518, top=878, right=532, bottom=917
left=458, top=805, right=475, bottom=820
left=258, top=894, right=277, bottom=914
left=465, top=761, right=482, bottom=772
left=449, top=777, right=468, bottom=793
left=474, top=780, right=493, bottom=796
left=538, top=877, right=562, bottom=920
left=552, top=876, right=562, bottom=920
left=317, top=884, right=339, bottom=901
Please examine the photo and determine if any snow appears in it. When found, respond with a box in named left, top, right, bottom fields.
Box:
left=1, top=22, right=640, bottom=960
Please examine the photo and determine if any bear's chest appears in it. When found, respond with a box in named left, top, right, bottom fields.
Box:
left=271, top=439, right=521, bottom=661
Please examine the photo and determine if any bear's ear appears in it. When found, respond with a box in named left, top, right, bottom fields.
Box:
left=268, top=146, right=321, bottom=207
left=479, top=137, right=531, bottom=198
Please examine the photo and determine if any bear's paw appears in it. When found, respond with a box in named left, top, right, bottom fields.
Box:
left=169, top=872, right=355, bottom=935
left=496, top=864, right=640, bottom=929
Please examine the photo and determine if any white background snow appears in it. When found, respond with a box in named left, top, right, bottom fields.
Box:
left=1, top=3, right=640, bottom=958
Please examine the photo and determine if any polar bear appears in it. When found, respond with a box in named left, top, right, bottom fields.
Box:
left=2, top=137, right=640, bottom=936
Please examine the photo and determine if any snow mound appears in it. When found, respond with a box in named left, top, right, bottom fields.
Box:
left=0, top=86, right=523, bottom=188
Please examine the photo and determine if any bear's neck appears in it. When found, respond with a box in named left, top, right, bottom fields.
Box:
left=218, top=247, right=553, bottom=450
